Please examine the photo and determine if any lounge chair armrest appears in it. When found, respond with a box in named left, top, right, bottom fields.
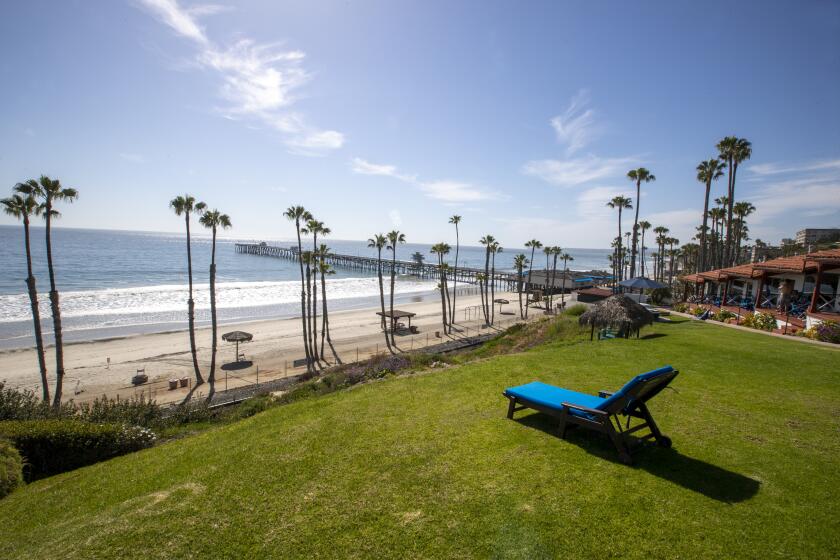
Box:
left=561, top=402, right=608, bottom=417
left=598, top=390, right=614, bottom=398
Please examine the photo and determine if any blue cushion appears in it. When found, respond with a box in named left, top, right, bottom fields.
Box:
left=505, top=366, right=674, bottom=417
left=598, top=365, right=674, bottom=410
left=504, top=381, right=605, bottom=417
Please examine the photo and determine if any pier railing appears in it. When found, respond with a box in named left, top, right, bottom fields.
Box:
left=235, top=242, right=519, bottom=289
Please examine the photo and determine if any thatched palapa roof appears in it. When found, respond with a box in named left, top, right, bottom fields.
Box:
left=578, top=295, right=656, bottom=334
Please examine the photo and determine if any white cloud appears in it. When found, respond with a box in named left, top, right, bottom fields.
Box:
left=748, top=158, right=840, bottom=176
left=522, top=155, right=634, bottom=188
left=140, top=0, right=209, bottom=43
left=550, top=89, right=599, bottom=155
left=138, top=0, right=342, bottom=155
left=350, top=157, right=500, bottom=203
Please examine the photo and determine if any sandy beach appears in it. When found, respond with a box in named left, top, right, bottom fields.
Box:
left=0, top=290, right=553, bottom=404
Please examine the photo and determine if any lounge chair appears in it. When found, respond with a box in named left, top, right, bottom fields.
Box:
left=598, top=328, right=617, bottom=340
left=503, top=366, right=679, bottom=464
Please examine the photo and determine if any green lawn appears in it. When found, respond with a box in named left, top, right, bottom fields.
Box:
left=1, top=318, right=839, bottom=559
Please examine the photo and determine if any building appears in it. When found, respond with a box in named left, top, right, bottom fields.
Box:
left=681, top=248, right=840, bottom=330
left=795, top=228, right=840, bottom=245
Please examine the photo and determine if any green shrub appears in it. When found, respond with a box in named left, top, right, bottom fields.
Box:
left=673, top=303, right=689, bottom=313
left=649, top=287, right=672, bottom=305
left=798, top=320, right=840, bottom=344
left=713, top=310, right=736, bottom=323
left=0, top=438, right=23, bottom=498
left=0, top=382, right=74, bottom=421
left=564, top=303, right=587, bottom=316
left=741, top=312, right=777, bottom=332
left=692, top=306, right=708, bottom=317
left=0, top=420, right=156, bottom=481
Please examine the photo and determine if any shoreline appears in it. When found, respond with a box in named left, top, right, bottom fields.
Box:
left=0, top=290, right=549, bottom=404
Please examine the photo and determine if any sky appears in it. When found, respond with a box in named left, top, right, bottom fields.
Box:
left=1, top=0, right=839, bottom=248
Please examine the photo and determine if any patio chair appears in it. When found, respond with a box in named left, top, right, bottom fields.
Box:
left=503, top=366, right=679, bottom=464
left=598, top=328, right=617, bottom=340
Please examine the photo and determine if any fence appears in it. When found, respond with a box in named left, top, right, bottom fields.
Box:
left=103, top=311, right=539, bottom=407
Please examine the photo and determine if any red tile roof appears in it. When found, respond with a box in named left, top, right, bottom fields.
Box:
left=753, top=255, right=815, bottom=273
left=575, top=287, right=613, bottom=297
left=719, top=263, right=763, bottom=279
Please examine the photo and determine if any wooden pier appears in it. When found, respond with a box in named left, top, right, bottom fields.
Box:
left=234, top=243, right=518, bottom=289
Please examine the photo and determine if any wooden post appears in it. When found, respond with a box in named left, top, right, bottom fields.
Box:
left=809, top=263, right=824, bottom=313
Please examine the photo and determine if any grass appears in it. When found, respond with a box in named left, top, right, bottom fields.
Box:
left=1, top=317, right=839, bottom=559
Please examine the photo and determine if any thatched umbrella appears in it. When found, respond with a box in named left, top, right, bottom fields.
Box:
left=222, top=331, right=253, bottom=362
left=578, top=294, right=656, bottom=340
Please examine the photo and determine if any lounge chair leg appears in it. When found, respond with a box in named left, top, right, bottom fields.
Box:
left=605, top=418, right=633, bottom=465
left=506, top=398, right=516, bottom=419
left=638, top=403, right=671, bottom=448
left=558, top=408, right=568, bottom=439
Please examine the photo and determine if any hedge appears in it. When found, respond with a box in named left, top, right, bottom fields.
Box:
left=0, top=420, right=156, bottom=481
left=0, top=438, right=23, bottom=498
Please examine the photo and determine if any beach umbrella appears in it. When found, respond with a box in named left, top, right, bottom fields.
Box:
left=578, top=295, right=656, bottom=339
left=222, top=331, right=253, bottom=362
left=619, top=277, right=666, bottom=290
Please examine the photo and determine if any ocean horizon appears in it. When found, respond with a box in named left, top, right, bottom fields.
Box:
left=0, top=225, right=616, bottom=349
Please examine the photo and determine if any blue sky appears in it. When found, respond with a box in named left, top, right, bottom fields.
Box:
left=1, top=0, right=838, bottom=248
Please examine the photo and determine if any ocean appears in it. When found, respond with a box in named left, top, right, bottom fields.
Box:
left=0, top=226, right=613, bottom=349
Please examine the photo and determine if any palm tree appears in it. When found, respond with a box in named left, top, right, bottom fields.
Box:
left=284, top=206, right=315, bottom=373
left=430, top=243, right=451, bottom=333
left=489, top=241, right=502, bottom=324
left=667, top=237, right=679, bottom=287
left=523, top=239, right=542, bottom=318
left=513, top=254, right=528, bottom=318
left=606, top=196, right=632, bottom=282
left=386, top=230, right=406, bottom=346
left=32, top=176, right=79, bottom=407
left=733, top=201, right=756, bottom=264
left=368, top=234, right=393, bottom=353
left=626, top=168, right=655, bottom=278
left=550, top=246, right=562, bottom=312
left=448, top=215, right=461, bottom=325
left=2, top=185, right=49, bottom=401
left=479, top=235, right=495, bottom=325
left=170, top=194, right=207, bottom=390
left=317, top=248, right=341, bottom=363
left=653, top=226, right=669, bottom=281
left=560, top=252, right=573, bottom=307
left=302, top=219, right=328, bottom=362
left=638, top=221, right=652, bottom=277
left=717, top=137, right=752, bottom=266
left=696, top=158, right=726, bottom=272
left=198, top=209, right=231, bottom=401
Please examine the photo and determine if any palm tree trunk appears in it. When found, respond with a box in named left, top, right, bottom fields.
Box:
left=389, top=249, right=397, bottom=346
left=294, top=222, right=313, bottom=373
left=376, top=251, right=393, bottom=353
left=311, top=234, right=319, bottom=363
left=305, top=262, right=316, bottom=365
left=525, top=246, right=536, bottom=319
left=483, top=248, right=491, bottom=325
left=700, top=183, right=710, bottom=272
left=490, top=253, right=496, bottom=325
left=451, top=224, right=459, bottom=325
left=207, top=228, right=218, bottom=402
left=438, top=256, right=449, bottom=333
left=22, top=215, right=49, bottom=402
left=184, top=214, right=203, bottom=388
left=45, top=201, right=67, bottom=407
left=517, top=270, right=524, bottom=319
left=550, top=253, right=558, bottom=312
left=630, top=179, right=640, bottom=277
left=320, top=270, right=341, bottom=363
left=561, top=258, right=568, bottom=307
left=640, top=231, right=646, bottom=276
left=617, top=208, right=623, bottom=282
